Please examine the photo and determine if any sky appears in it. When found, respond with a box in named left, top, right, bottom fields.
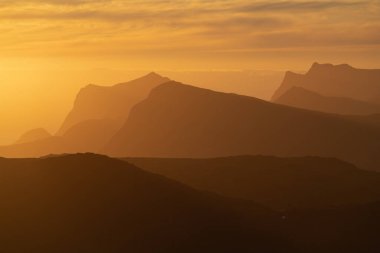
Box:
left=0, top=0, right=380, bottom=144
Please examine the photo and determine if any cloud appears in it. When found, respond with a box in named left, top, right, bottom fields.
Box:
left=0, top=0, right=378, bottom=58
left=236, top=1, right=368, bottom=13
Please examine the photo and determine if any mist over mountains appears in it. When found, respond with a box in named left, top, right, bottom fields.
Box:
left=2, top=63, right=380, bottom=172
left=1, top=62, right=380, bottom=252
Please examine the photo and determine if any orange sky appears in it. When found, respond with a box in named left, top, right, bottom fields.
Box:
left=1, top=0, right=380, bottom=144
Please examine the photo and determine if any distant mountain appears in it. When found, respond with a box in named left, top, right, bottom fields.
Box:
left=126, top=156, right=380, bottom=210
left=271, top=63, right=380, bottom=104
left=274, top=87, right=380, bottom=115
left=0, top=73, right=170, bottom=157
left=104, top=81, right=380, bottom=171
left=0, top=119, right=120, bottom=157
left=57, top=72, right=170, bottom=135
left=0, top=154, right=289, bottom=253
left=14, top=128, right=51, bottom=144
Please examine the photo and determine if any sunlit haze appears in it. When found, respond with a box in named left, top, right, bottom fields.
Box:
left=0, top=0, right=380, bottom=143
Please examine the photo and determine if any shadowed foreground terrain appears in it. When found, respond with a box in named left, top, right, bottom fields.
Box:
left=126, top=156, right=380, bottom=210
left=0, top=153, right=289, bottom=253
left=0, top=154, right=379, bottom=253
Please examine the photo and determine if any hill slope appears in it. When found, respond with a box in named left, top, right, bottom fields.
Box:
left=14, top=128, right=51, bottom=144
left=0, top=154, right=288, bottom=253
left=57, top=72, right=170, bottom=135
left=126, top=156, right=380, bottom=210
left=104, top=81, right=380, bottom=171
left=274, top=86, right=380, bottom=115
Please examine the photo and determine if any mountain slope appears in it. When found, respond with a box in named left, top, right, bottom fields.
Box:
left=126, top=156, right=380, bottom=210
left=57, top=72, right=170, bottom=135
left=0, top=119, right=119, bottom=157
left=104, top=81, right=380, bottom=171
left=14, top=128, right=51, bottom=144
left=272, top=63, right=380, bottom=103
left=0, top=154, right=289, bottom=253
left=274, top=87, right=380, bottom=115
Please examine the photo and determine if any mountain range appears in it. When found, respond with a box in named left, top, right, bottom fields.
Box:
left=105, top=81, right=380, bottom=171
left=2, top=63, right=380, bottom=172
left=272, top=63, right=380, bottom=104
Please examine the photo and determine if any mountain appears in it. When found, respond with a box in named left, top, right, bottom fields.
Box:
left=14, top=128, right=51, bottom=144
left=0, top=119, right=120, bottom=157
left=0, top=153, right=289, bottom=253
left=104, top=81, right=380, bottom=171
left=57, top=72, right=170, bottom=135
left=274, top=87, right=380, bottom=115
left=0, top=73, right=170, bottom=157
left=125, top=156, right=380, bottom=210
left=271, top=63, right=380, bottom=104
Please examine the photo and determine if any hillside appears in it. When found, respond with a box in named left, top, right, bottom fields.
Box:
left=126, top=156, right=380, bottom=210
left=274, top=86, right=380, bottom=115
left=104, top=81, right=380, bottom=171
left=0, top=154, right=287, bottom=253
left=57, top=72, right=170, bottom=135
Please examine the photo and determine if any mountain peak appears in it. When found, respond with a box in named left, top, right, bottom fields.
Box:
left=14, top=128, right=51, bottom=145
left=144, top=71, right=167, bottom=80
left=308, top=62, right=354, bottom=75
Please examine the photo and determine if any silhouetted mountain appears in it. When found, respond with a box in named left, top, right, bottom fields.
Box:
left=57, top=72, right=170, bottom=135
left=0, top=119, right=119, bottom=157
left=0, top=71, right=170, bottom=158
left=126, top=156, right=380, bottom=210
left=274, top=86, right=380, bottom=115
left=14, top=128, right=51, bottom=144
left=0, top=154, right=290, bottom=253
left=62, top=119, right=120, bottom=151
left=272, top=63, right=380, bottom=103
left=104, top=81, right=380, bottom=171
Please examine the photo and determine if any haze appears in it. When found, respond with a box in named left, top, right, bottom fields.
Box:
left=1, top=0, right=380, bottom=144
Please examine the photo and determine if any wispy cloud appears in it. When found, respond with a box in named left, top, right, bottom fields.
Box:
left=0, top=0, right=378, bottom=58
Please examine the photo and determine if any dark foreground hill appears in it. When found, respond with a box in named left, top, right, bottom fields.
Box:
left=0, top=154, right=289, bottom=253
left=104, top=81, right=380, bottom=171
left=0, top=154, right=379, bottom=253
left=126, top=156, right=380, bottom=210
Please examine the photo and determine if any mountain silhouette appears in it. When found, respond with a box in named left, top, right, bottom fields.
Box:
left=272, top=63, right=380, bottom=104
left=0, top=153, right=290, bottom=253
left=104, top=81, right=380, bottom=171
left=14, top=128, right=51, bottom=144
left=274, top=86, right=380, bottom=115
left=0, top=154, right=379, bottom=253
left=0, top=73, right=169, bottom=157
left=0, top=119, right=120, bottom=157
left=57, top=72, right=170, bottom=135
left=126, top=156, right=380, bottom=210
